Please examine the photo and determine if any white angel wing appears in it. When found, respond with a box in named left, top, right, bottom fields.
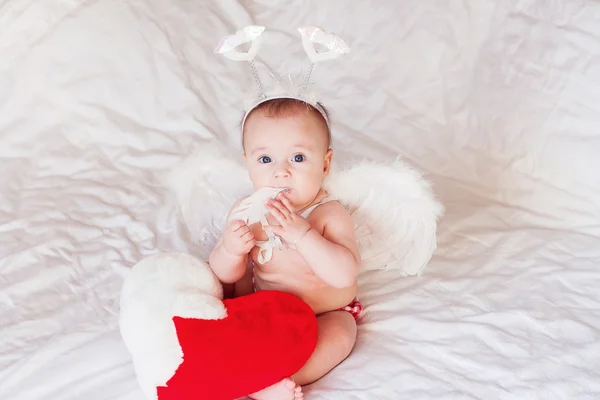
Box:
left=324, top=159, right=444, bottom=275
left=164, top=140, right=443, bottom=275
left=163, top=141, right=252, bottom=252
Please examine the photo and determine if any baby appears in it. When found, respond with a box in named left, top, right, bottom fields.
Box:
left=208, top=98, right=362, bottom=400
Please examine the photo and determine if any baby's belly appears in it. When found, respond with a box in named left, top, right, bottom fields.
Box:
left=250, top=247, right=357, bottom=315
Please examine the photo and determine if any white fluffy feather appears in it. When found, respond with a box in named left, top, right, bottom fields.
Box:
left=165, top=141, right=443, bottom=275
left=163, top=141, right=252, bottom=252
left=324, top=160, right=444, bottom=275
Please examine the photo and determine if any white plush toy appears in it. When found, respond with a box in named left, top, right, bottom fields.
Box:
left=120, top=253, right=320, bottom=400
left=119, top=253, right=225, bottom=400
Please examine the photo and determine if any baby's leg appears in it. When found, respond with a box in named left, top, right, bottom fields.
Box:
left=248, top=311, right=357, bottom=399
left=292, top=310, right=357, bottom=386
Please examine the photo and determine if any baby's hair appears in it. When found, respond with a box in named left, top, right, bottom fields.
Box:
left=241, top=98, right=332, bottom=149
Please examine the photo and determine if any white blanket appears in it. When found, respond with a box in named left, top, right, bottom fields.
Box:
left=2, top=1, right=600, bottom=399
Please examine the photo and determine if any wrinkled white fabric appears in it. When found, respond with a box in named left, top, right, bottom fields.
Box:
left=1, top=1, right=600, bottom=400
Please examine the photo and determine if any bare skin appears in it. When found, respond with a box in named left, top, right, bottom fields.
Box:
left=209, top=110, right=361, bottom=399
left=249, top=378, right=304, bottom=400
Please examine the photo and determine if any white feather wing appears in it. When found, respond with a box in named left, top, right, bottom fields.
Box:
left=163, top=141, right=252, bottom=252
left=324, top=159, right=444, bottom=275
left=164, top=141, right=443, bottom=275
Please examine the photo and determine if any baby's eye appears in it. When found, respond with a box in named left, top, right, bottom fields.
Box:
left=258, top=156, right=272, bottom=164
left=292, top=154, right=305, bottom=163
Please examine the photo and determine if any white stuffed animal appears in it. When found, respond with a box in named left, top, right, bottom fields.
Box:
left=119, top=253, right=226, bottom=400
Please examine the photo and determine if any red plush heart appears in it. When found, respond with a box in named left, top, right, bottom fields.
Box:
left=156, top=290, right=318, bottom=400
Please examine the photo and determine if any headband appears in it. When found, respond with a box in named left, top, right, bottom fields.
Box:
left=214, top=25, right=350, bottom=131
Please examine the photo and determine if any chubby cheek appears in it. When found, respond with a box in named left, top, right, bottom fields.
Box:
left=247, top=167, right=270, bottom=187
left=295, top=173, right=323, bottom=196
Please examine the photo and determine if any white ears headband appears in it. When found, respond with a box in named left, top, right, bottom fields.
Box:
left=213, top=25, right=350, bottom=129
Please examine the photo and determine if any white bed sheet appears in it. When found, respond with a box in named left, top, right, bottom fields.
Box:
left=2, top=1, right=600, bottom=399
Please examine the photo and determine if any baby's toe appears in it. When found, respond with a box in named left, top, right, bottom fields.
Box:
left=284, top=379, right=296, bottom=390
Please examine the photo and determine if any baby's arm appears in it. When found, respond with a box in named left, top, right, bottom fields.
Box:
left=209, top=233, right=248, bottom=284
left=208, top=199, right=254, bottom=284
left=295, top=203, right=360, bottom=288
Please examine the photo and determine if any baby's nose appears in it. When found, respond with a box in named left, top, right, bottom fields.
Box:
left=274, top=162, right=291, bottom=178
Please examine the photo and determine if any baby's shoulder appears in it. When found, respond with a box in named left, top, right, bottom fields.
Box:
left=310, top=199, right=351, bottom=221
left=310, top=200, right=356, bottom=239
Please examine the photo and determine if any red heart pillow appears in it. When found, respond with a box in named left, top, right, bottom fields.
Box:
left=156, top=290, right=318, bottom=400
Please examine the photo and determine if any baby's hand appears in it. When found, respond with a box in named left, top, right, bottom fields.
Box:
left=264, top=193, right=311, bottom=245
left=222, top=220, right=255, bottom=256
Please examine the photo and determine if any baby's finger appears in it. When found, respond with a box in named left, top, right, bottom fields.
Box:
left=230, top=220, right=246, bottom=231
left=241, top=231, right=254, bottom=241
left=279, top=195, right=295, bottom=213
left=236, top=225, right=250, bottom=235
left=269, top=199, right=291, bottom=219
left=266, top=203, right=287, bottom=224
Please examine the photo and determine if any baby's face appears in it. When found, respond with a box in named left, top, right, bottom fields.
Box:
left=243, top=111, right=332, bottom=207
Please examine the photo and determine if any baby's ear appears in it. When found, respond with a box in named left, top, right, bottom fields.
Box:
left=324, top=149, right=333, bottom=175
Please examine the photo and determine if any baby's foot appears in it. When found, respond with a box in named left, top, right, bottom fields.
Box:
left=249, top=377, right=303, bottom=400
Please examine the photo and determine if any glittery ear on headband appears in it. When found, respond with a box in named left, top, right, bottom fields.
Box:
left=214, top=25, right=267, bottom=99
left=213, top=25, right=265, bottom=61
left=297, top=26, right=350, bottom=94
left=297, top=26, right=350, bottom=63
